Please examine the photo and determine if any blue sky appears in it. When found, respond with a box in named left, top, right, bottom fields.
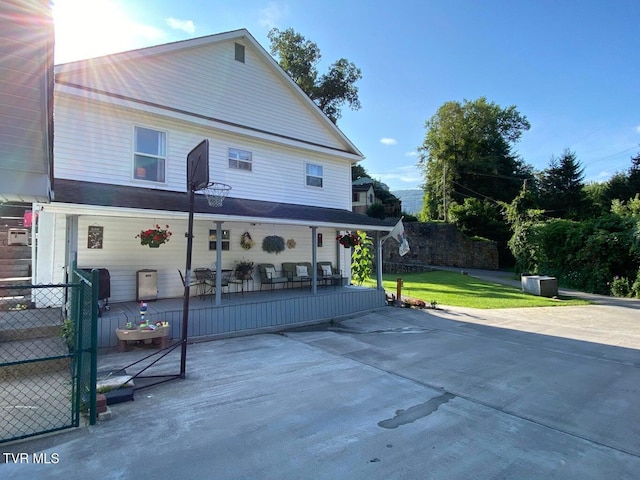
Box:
left=53, top=0, right=640, bottom=191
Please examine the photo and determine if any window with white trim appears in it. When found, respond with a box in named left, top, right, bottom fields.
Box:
left=228, top=148, right=252, bottom=171
left=305, top=162, right=323, bottom=187
left=133, top=126, right=166, bottom=182
left=209, top=229, right=230, bottom=250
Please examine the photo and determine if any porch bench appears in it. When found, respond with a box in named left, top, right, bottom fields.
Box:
left=317, top=262, right=344, bottom=288
left=258, top=264, right=288, bottom=291
left=282, top=262, right=312, bottom=289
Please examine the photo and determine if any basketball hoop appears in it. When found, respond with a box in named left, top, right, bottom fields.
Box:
left=203, top=182, right=231, bottom=207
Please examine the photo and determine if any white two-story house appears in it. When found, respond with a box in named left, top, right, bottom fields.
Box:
left=33, top=29, right=389, bottom=339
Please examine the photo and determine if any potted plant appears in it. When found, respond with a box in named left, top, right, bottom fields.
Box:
left=336, top=231, right=361, bottom=248
left=136, top=224, right=172, bottom=248
left=236, top=260, right=254, bottom=279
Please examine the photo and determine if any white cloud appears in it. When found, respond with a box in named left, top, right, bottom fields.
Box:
left=371, top=165, right=423, bottom=188
left=636, top=125, right=640, bottom=134
left=166, top=17, right=195, bottom=34
left=404, top=150, right=418, bottom=157
left=259, top=2, right=288, bottom=29
left=380, top=138, right=397, bottom=146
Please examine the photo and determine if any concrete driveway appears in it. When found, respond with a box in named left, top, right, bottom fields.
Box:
left=3, top=293, right=640, bottom=479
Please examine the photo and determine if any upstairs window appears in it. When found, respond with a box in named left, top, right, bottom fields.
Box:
left=134, top=126, right=166, bottom=182
left=228, top=148, right=252, bottom=171
left=305, top=162, right=323, bottom=188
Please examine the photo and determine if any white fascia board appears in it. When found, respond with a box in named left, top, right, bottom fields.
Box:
left=40, top=202, right=392, bottom=232
left=55, top=85, right=362, bottom=163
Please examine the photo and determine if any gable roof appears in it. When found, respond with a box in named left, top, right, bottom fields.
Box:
left=51, top=179, right=390, bottom=232
left=54, top=29, right=363, bottom=160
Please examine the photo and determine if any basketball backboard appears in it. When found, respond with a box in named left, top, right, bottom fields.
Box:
left=187, top=139, right=209, bottom=191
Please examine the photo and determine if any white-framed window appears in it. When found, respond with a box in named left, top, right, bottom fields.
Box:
left=305, top=162, right=323, bottom=188
left=133, top=126, right=166, bottom=182
left=228, top=148, right=252, bottom=171
left=209, top=229, right=230, bottom=251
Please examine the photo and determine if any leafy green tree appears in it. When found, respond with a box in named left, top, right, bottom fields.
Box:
left=449, top=197, right=513, bottom=264
left=268, top=27, right=362, bottom=123
left=538, top=149, right=587, bottom=219
left=351, top=231, right=373, bottom=285
left=366, top=203, right=386, bottom=219
left=417, top=97, right=531, bottom=221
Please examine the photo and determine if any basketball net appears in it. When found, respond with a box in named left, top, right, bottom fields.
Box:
left=202, top=182, right=231, bottom=207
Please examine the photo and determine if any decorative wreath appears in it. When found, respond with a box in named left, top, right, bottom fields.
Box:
left=240, top=231, right=254, bottom=250
left=286, top=238, right=296, bottom=249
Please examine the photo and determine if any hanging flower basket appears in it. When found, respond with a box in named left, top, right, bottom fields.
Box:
left=337, top=232, right=360, bottom=248
left=262, top=235, right=285, bottom=254
left=240, top=231, right=254, bottom=250
left=136, top=224, right=172, bottom=248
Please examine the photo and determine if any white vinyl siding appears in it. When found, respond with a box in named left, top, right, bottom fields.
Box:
left=133, top=126, right=166, bottom=182
left=228, top=148, right=252, bottom=171
left=37, top=213, right=341, bottom=303
left=54, top=95, right=353, bottom=210
left=55, top=38, right=350, bottom=151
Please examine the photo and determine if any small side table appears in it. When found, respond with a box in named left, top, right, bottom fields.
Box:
left=115, top=325, right=170, bottom=352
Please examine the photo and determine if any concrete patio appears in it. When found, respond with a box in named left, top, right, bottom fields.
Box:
left=2, top=294, right=640, bottom=479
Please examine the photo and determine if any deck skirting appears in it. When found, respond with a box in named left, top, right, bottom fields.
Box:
left=96, top=286, right=385, bottom=348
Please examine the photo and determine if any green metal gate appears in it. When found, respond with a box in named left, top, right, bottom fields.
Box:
left=0, top=263, right=98, bottom=443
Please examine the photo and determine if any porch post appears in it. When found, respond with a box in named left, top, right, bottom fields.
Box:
left=311, top=226, right=318, bottom=295
left=215, top=221, right=223, bottom=305
left=376, top=231, right=383, bottom=289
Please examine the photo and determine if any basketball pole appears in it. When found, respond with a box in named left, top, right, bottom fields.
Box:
left=180, top=182, right=196, bottom=378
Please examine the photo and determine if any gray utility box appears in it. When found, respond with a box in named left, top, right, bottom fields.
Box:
left=136, top=269, right=158, bottom=301
left=8, top=228, right=29, bottom=245
left=521, top=275, right=558, bottom=297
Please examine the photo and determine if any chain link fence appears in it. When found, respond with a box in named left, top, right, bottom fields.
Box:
left=0, top=268, right=97, bottom=443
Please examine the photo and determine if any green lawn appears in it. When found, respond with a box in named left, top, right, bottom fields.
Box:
left=363, top=271, right=590, bottom=309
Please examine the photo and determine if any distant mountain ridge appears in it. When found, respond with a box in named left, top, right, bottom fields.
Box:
left=392, top=189, right=422, bottom=215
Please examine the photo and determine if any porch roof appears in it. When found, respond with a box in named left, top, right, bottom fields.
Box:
left=50, top=179, right=391, bottom=231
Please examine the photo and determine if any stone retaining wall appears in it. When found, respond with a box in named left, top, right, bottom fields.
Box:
left=382, top=222, right=498, bottom=273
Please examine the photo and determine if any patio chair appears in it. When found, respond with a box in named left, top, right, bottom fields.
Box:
left=228, top=267, right=253, bottom=296
left=178, top=269, right=205, bottom=297
left=317, top=262, right=343, bottom=288
left=258, top=263, right=288, bottom=291
left=282, top=262, right=312, bottom=289
left=195, top=268, right=232, bottom=299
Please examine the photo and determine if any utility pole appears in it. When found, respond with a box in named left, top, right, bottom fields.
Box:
left=443, top=162, right=447, bottom=222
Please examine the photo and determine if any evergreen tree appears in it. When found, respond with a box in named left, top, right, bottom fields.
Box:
left=538, top=149, right=587, bottom=219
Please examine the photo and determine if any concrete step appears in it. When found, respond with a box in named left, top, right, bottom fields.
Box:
left=0, top=336, right=71, bottom=379
left=0, top=307, right=62, bottom=341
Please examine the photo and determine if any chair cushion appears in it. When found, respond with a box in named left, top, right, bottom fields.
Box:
left=265, top=267, right=277, bottom=279
left=296, top=265, right=309, bottom=277
left=321, top=264, right=332, bottom=276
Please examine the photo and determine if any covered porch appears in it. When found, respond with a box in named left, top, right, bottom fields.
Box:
left=96, top=283, right=386, bottom=349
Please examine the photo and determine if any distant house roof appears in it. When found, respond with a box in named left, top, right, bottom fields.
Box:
left=352, top=183, right=374, bottom=193
left=51, top=179, right=391, bottom=231
left=352, top=177, right=374, bottom=186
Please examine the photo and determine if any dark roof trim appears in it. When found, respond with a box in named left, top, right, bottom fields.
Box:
left=56, top=80, right=355, bottom=156
left=52, top=179, right=389, bottom=230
